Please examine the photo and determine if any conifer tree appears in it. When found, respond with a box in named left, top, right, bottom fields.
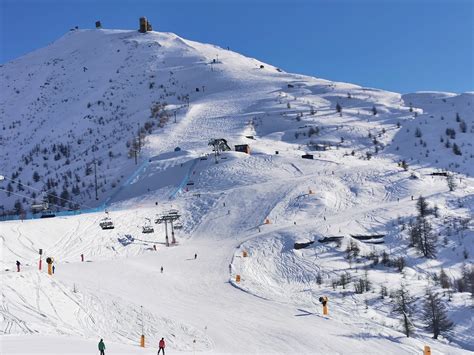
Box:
left=422, top=289, right=453, bottom=339
left=393, top=284, right=414, bottom=337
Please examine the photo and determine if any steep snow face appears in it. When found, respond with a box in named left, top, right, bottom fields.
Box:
left=1, top=28, right=473, bottom=354
left=0, top=29, right=287, bottom=213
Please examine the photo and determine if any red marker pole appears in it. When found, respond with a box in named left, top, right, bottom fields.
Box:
left=38, top=249, right=43, bottom=271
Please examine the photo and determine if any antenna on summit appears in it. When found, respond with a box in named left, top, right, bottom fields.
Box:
left=139, top=17, right=153, bottom=33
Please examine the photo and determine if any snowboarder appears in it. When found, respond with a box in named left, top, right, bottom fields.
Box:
left=194, top=253, right=197, bottom=260
left=16, top=260, right=21, bottom=272
left=160, top=266, right=163, bottom=273
left=158, top=337, right=166, bottom=354
left=98, top=339, right=106, bottom=355
left=81, top=253, right=84, bottom=262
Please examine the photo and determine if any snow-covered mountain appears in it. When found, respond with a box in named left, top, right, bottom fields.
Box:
left=1, top=28, right=473, bottom=354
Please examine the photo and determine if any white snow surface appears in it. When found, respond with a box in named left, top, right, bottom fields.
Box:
left=1, top=29, right=473, bottom=354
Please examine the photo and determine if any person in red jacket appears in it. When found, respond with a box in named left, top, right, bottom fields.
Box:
left=158, top=337, right=165, bottom=354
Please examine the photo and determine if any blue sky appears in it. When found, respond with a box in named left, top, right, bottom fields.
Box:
left=1, top=0, right=472, bottom=93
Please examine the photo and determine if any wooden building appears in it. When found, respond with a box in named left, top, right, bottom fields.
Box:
left=235, top=144, right=250, bottom=154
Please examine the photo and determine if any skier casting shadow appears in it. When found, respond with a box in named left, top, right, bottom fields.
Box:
left=158, top=337, right=166, bottom=354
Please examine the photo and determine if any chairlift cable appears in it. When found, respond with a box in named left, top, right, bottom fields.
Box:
left=0, top=175, right=95, bottom=210
left=0, top=188, right=71, bottom=212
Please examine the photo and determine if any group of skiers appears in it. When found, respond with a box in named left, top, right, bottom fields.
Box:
left=98, top=337, right=166, bottom=354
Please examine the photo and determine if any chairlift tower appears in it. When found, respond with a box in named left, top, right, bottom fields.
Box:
left=208, top=138, right=231, bottom=164
left=155, top=210, right=181, bottom=246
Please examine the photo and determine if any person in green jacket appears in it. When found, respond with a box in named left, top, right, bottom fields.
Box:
left=98, top=339, right=106, bottom=355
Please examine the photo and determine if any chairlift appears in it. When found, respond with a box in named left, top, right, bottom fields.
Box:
left=200, top=155, right=208, bottom=160
left=33, top=199, right=55, bottom=218
left=173, top=222, right=183, bottom=230
left=168, top=209, right=179, bottom=215
left=186, top=181, right=194, bottom=186
left=142, top=218, right=154, bottom=234
left=99, top=213, right=115, bottom=230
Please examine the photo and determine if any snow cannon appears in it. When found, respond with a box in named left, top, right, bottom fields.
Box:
left=46, top=257, right=54, bottom=276
left=319, top=296, right=329, bottom=315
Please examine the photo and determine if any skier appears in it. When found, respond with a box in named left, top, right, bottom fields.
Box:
left=52, top=265, right=56, bottom=274
left=160, top=266, right=163, bottom=273
left=158, top=337, right=166, bottom=354
left=194, top=253, right=197, bottom=260
left=16, top=260, right=21, bottom=272
left=98, top=339, right=106, bottom=355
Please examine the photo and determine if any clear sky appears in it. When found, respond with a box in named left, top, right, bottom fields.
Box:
left=1, top=0, right=473, bottom=93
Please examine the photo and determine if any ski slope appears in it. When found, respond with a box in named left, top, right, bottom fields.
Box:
left=1, top=28, right=473, bottom=354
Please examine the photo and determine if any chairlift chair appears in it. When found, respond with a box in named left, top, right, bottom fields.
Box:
left=142, top=225, right=154, bottom=233
left=34, top=200, right=55, bottom=218
left=142, top=218, right=154, bottom=233
left=100, top=216, right=115, bottom=230
left=40, top=210, right=56, bottom=218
